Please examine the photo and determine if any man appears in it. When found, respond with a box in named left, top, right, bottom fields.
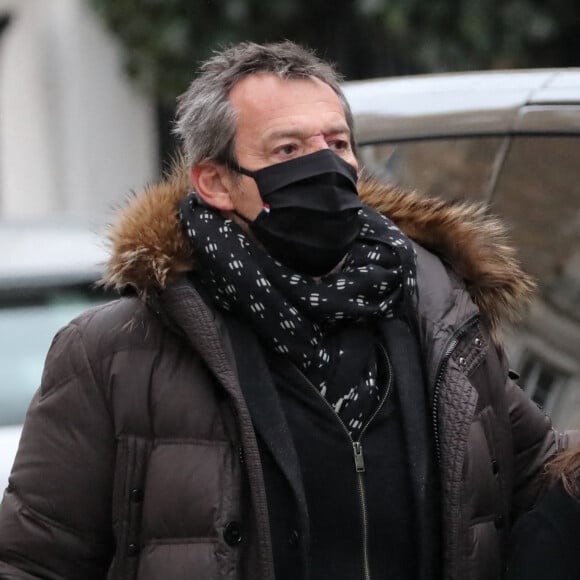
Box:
left=0, top=41, right=572, bottom=580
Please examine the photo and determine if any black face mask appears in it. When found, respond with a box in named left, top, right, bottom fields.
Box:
left=232, top=149, right=362, bottom=276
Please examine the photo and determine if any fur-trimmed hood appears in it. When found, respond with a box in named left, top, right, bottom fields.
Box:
left=103, top=168, right=535, bottom=333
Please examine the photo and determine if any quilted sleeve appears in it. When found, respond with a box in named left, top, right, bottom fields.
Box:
left=0, top=322, right=115, bottom=579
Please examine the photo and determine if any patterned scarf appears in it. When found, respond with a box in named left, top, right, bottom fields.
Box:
left=179, top=194, right=417, bottom=436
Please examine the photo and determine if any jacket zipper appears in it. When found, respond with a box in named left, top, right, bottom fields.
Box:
left=353, top=441, right=369, bottom=580
left=432, top=315, right=480, bottom=463
left=298, top=345, right=393, bottom=580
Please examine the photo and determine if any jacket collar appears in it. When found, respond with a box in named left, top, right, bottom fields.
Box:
left=103, top=164, right=534, bottom=335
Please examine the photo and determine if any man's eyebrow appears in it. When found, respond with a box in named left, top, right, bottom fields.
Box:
left=324, top=124, right=351, bottom=136
left=265, top=125, right=351, bottom=142
left=264, top=129, right=305, bottom=142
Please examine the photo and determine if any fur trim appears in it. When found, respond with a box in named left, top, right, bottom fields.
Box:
left=103, top=167, right=535, bottom=331
left=360, top=181, right=535, bottom=331
left=104, top=167, right=192, bottom=298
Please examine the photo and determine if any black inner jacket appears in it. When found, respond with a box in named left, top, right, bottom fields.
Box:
left=225, top=313, right=440, bottom=580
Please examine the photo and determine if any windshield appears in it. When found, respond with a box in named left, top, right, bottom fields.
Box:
left=0, top=289, right=108, bottom=426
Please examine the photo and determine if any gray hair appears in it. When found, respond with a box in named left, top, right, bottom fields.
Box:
left=174, top=41, right=355, bottom=168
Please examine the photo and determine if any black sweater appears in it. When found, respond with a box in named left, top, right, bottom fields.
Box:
left=226, top=313, right=438, bottom=580
left=506, top=480, right=580, bottom=580
left=268, top=355, right=416, bottom=580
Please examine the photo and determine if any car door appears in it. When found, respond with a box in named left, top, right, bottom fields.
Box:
left=356, top=106, right=580, bottom=429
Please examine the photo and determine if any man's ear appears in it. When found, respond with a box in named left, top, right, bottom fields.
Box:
left=191, top=162, right=235, bottom=211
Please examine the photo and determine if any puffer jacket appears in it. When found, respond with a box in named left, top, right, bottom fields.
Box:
left=0, top=172, right=573, bottom=580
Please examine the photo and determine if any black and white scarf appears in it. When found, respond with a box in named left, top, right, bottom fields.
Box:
left=180, top=195, right=417, bottom=436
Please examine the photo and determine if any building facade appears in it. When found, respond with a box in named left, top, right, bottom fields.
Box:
left=0, top=0, right=157, bottom=224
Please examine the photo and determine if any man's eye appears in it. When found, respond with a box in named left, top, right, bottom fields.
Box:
left=330, top=140, right=350, bottom=151
left=276, top=144, right=298, bottom=156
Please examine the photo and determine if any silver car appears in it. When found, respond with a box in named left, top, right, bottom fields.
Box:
left=0, top=223, right=109, bottom=488
left=344, top=68, right=580, bottom=428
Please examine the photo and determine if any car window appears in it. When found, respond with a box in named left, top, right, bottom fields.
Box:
left=492, top=135, right=580, bottom=427
left=517, top=353, right=569, bottom=417
left=492, top=136, right=580, bottom=296
left=358, top=137, right=505, bottom=202
left=0, top=288, right=109, bottom=426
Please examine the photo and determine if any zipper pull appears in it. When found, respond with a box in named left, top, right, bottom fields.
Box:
left=353, top=441, right=365, bottom=472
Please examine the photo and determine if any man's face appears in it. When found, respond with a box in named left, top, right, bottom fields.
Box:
left=224, top=74, right=358, bottom=220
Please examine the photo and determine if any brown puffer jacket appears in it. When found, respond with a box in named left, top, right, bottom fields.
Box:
left=0, top=175, right=573, bottom=580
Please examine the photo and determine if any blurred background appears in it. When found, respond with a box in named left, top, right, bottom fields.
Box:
left=2, top=0, right=579, bottom=219
left=1, top=0, right=580, bottom=485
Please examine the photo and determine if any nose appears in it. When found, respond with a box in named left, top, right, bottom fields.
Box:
left=305, top=133, right=329, bottom=153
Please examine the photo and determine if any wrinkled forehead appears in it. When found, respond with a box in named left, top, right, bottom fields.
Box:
left=229, top=74, right=350, bottom=135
